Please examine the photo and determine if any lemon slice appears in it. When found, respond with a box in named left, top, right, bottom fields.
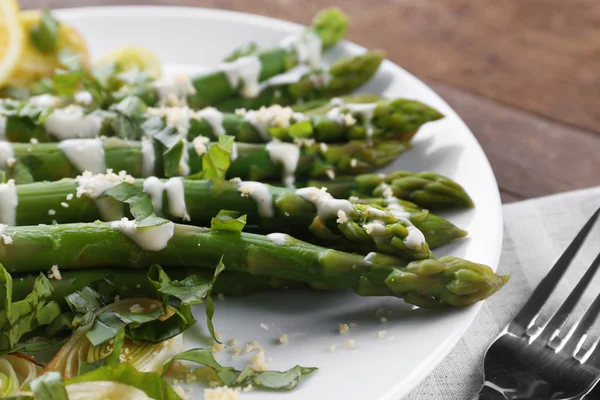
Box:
left=8, top=9, right=89, bottom=86
left=96, top=46, right=162, bottom=80
left=0, top=0, right=24, bottom=86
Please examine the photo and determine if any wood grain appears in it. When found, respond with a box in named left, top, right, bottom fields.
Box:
left=18, top=0, right=600, bottom=203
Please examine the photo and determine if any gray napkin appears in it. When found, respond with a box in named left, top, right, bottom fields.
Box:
left=404, top=187, right=600, bottom=399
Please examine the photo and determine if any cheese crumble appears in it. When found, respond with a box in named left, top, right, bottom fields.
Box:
left=1, top=234, right=12, bottom=245
left=279, top=334, right=288, bottom=344
left=204, top=387, right=240, bottom=400
left=129, top=304, right=144, bottom=313
left=339, top=323, right=350, bottom=334
left=48, top=265, right=62, bottom=280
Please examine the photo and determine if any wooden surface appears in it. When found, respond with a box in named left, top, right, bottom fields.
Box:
left=20, top=0, right=600, bottom=203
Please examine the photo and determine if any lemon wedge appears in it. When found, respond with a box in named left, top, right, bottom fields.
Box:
left=8, top=9, right=89, bottom=86
left=96, top=46, right=162, bottom=80
left=0, top=0, right=24, bottom=86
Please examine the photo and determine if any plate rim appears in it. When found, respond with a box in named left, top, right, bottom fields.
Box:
left=52, top=6, right=504, bottom=398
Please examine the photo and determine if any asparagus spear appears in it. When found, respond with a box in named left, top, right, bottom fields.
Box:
left=10, top=175, right=438, bottom=259
left=0, top=137, right=408, bottom=184
left=349, top=197, right=467, bottom=248
left=1, top=93, right=442, bottom=144
left=11, top=268, right=303, bottom=305
left=0, top=222, right=507, bottom=307
left=307, top=171, right=474, bottom=211
left=224, top=8, right=349, bottom=62
left=211, top=51, right=385, bottom=112
left=107, top=10, right=351, bottom=109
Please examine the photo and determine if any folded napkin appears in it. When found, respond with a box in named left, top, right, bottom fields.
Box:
left=404, top=187, right=600, bottom=399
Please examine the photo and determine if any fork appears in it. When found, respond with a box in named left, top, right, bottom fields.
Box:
left=475, top=208, right=600, bottom=399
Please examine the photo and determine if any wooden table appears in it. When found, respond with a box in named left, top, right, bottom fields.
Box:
left=21, top=0, right=600, bottom=204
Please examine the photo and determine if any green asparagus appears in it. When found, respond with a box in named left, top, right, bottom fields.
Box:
left=11, top=268, right=304, bottom=305
left=308, top=170, right=474, bottom=210
left=224, top=8, right=349, bottom=62
left=0, top=92, right=443, bottom=144
left=0, top=222, right=507, bottom=307
left=0, top=137, right=409, bottom=184
left=8, top=175, right=447, bottom=259
left=210, top=51, right=385, bottom=112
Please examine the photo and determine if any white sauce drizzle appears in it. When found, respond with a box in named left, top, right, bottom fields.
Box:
left=110, top=218, right=175, bottom=251
left=147, top=106, right=194, bottom=136
left=142, top=176, right=165, bottom=214
left=153, top=74, right=196, bottom=107
left=230, top=142, right=238, bottom=161
left=58, top=139, right=106, bottom=173
left=266, top=233, right=288, bottom=246
left=364, top=252, right=377, bottom=263
left=76, top=170, right=135, bottom=221
left=28, top=94, right=60, bottom=108
left=220, top=56, right=262, bottom=98
left=140, top=137, right=156, bottom=178
left=328, top=98, right=379, bottom=143
left=196, top=107, right=225, bottom=137
left=238, top=181, right=274, bottom=218
left=265, top=141, right=300, bottom=188
left=403, top=220, right=426, bottom=249
left=243, top=105, right=302, bottom=141
left=295, top=187, right=354, bottom=220
left=259, top=64, right=311, bottom=89
left=74, top=91, right=93, bottom=106
left=192, top=136, right=210, bottom=156
left=164, top=177, right=190, bottom=221
left=0, top=180, right=18, bottom=225
left=281, top=31, right=322, bottom=67
left=0, top=116, right=6, bottom=140
left=44, top=106, right=104, bottom=140
left=0, top=142, right=14, bottom=167
left=179, top=142, right=191, bottom=176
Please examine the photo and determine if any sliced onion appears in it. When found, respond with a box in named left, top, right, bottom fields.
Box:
left=0, top=353, right=42, bottom=396
left=66, top=381, right=150, bottom=400
left=46, top=298, right=183, bottom=378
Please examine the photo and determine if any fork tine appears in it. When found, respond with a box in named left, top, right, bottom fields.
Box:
left=561, top=285, right=600, bottom=360
left=509, top=207, right=600, bottom=335
left=538, top=251, right=600, bottom=348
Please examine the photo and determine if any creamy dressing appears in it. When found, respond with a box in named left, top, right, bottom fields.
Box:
left=0, top=142, right=14, bottom=167
left=28, top=94, right=60, bottom=108
left=110, top=218, right=175, bottom=251
left=266, top=233, right=288, bottom=246
left=76, top=171, right=135, bottom=221
left=178, top=143, right=191, bottom=176
left=243, top=105, right=301, bottom=141
left=230, top=142, right=238, bottom=161
left=0, top=180, right=18, bottom=225
left=364, top=206, right=389, bottom=219
left=346, top=103, right=378, bottom=141
left=386, top=199, right=411, bottom=219
left=44, top=106, right=104, bottom=140
left=259, top=64, right=311, bottom=88
left=364, top=252, right=377, bottom=263
left=281, top=31, right=322, bottom=67
left=153, top=75, right=196, bottom=107
left=0, top=116, right=5, bottom=140
left=295, top=187, right=354, bottom=220
left=197, top=107, right=225, bottom=137
left=192, top=136, right=210, bottom=156
left=164, top=177, right=189, bottom=221
left=401, top=217, right=426, bottom=249
left=220, top=56, right=262, bottom=98
left=74, top=91, right=93, bottom=106
left=142, top=176, right=165, bottom=214
left=140, top=137, right=156, bottom=177
left=147, top=106, right=194, bottom=136
left=237, top=181, right=274, bottom=218
left=265, top=141, right=300, bottom=188
left=58, top=139, right=106, bottom=173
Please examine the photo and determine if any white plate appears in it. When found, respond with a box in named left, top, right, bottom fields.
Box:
left=55, top=6, right=504, bottom=399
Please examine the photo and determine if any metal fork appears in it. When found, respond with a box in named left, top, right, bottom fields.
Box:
left=476, top=208, right=600, bottom=399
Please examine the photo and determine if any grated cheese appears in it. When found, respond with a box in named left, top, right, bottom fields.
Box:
left=204, top=387, right=240, bottom=400
left=339, top=324, right=350, bottom=335
left=279, top=334, right=288, bottom=344
left=48, top=265, right=62, bottom=280
left=1, top=234, right=12, bottom=245
left=346, top=339, right=356, bottom=349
